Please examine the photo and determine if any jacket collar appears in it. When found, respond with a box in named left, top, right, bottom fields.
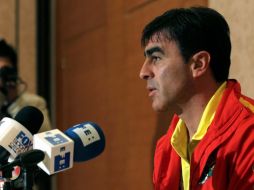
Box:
left=190, top=79, right=248, bottom=185
left=162, top=80, right=247, bottom=188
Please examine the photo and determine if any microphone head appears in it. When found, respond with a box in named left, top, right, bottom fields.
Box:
left=0, top=149, right=45, bottom=171
left=14, top=106, right=44, bottom=134
left=64, top=122, right=105, bottom=162
left=16, top=149, right=45, bottom=167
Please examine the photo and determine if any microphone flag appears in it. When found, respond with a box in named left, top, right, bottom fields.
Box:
left=33, top=129, right=74, bottom=175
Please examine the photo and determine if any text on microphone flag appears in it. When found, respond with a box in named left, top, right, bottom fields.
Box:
left=44, top=133, right=69, bottom=145
left=8, top=131, right=32, bottom=154
left=72, top=123, right=101, bottom=147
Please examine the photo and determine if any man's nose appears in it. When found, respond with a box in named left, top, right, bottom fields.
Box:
left=139, top=61, right=154, bottom=80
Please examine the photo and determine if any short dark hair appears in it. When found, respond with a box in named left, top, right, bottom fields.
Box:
left=0, top=39, right=18, bottom=71
left=141, top=7, right=231, bottom=82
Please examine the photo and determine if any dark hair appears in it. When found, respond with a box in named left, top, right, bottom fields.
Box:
left=0, top=39, right=18, bottom=71
left=141, top=7, right=231, bottom=82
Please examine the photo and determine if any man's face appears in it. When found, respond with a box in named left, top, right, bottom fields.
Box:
left=0, top=58, right=13, bottom=88
left=139, top=36, right=194, bottom=112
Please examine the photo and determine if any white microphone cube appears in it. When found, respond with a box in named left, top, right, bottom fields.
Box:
left=33, top=129, right=74, bottom=175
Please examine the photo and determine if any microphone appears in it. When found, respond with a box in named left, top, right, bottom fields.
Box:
left=33, top=122, right=105, bottom=175
left=33, top=129, right=74, bottom=175
left=0, top=149, right=45, bottom=172
left=64, top=121, right=105, bottom=162
left=0, top=150, right=45, bottom=190
left=0, top=106, right=44, bottom=164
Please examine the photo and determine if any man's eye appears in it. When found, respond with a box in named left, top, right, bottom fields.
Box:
left=151, top=56, right=161, bottom=62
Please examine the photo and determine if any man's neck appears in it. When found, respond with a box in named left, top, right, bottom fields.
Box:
left=6, top=87, right=18, bottom=103
left=178, top=82, right=222, bottom=140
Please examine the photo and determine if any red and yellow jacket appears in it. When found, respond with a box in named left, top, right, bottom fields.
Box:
left=153, top=80, right=254, bottom=190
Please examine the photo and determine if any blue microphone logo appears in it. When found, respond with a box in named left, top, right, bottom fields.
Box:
left=45, top=134, right=69, bottom=145
left=54, top=151, right=71, bottom=172
left=72, top=123, right=101, bottom=147
left=8, top=131, right=32, bottom=154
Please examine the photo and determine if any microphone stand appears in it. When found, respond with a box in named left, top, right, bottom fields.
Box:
left=2, top=180, right=11, bottom=190
left=0, top=150, right=45, bottom=190
left=0, top=159, right=13, bottom=190
left=17, top=150, right=45, bottom=190
left=1, top=170, right=12, bottom=190
left=0, top=150, right=12, bottom=190
left=22, top=165, right=37, bottom=190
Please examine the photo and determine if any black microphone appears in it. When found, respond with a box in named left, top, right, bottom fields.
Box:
left=0, top=149, right=45, bottom=190
left=0, top=149, right=45, bottom=171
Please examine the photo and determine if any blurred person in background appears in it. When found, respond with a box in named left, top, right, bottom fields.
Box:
left=0, top=38, right=51, bottom=190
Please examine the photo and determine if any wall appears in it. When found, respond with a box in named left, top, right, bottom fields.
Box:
left=0, top=0, right=36, bottom=93
left=209, top=0, right=254, bottom=97
left=55, top=0, right=207, bottom=190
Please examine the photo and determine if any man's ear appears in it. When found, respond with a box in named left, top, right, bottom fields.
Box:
left=190, top=51, right=211, bottom=78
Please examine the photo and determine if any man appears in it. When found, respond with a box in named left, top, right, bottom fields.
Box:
left=139, top=7, right=254, bottom=190
left=0, top=38, right=51, bottom=189
left=0, top=38, right=51, bottom=132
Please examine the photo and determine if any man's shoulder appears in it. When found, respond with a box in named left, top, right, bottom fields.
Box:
left=7, top=92, right=47, bottom=117
left=19, top=92, right=46, bottom=104
left=239, top=94, right=254, bottom=113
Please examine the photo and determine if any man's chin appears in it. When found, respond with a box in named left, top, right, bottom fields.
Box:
left=152, top=103, right=168, bottom=112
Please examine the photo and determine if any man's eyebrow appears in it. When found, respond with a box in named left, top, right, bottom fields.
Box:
left=144, top=46, right=164, bottom=57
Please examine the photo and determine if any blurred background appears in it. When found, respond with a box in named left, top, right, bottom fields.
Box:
left=0, top=0, right=254, bottom=189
